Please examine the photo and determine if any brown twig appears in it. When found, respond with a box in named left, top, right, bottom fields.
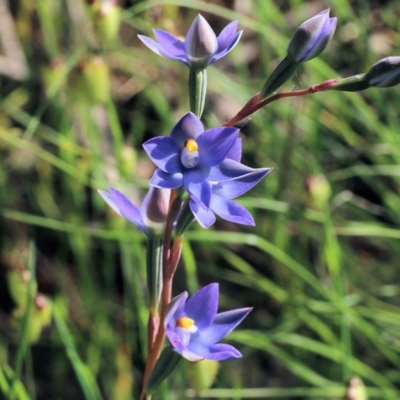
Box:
left=223, top=78, right=340, bottom=127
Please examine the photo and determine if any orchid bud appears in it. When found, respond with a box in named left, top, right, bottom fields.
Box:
left=185, top=14, right=218, bottom=69
left=307, top=174, right=331, bottom=210
left=94, top=0, right=121, bottom=46
left=344, top=377, right=367, bottom=400
left=365, top=56, right=400, bottom=88
left=78, top=56, right=110, bottom=104
left=287, top=9, right=337, bottom=63
left=140, top=186, right=170, bottom=234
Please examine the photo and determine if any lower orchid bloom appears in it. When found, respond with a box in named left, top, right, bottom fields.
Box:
left=165, top=283, right=251, bottom=362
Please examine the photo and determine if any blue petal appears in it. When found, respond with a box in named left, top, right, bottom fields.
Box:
left=98, top=188, right=146, bottom=232
left=180, top=348, right=205, bottom=362
left=204, top=343, right=242, bottom=360
left=184, top=283, right=219, bottom=330
left=216, top=20, right=239, bottom=52
left=152, top=30, right=188, bottom=64
left=189, top=199, right=216, bottom=228
left=183, top=169, right=212, bottom=208
left=137, top=35, right=163, bottom=57
left=212, top=168, right=272, bottom=199
left=150, top=169, right=183, bottom=189
left=143, top=137, right=181, bottom=173
left=185, top=341, right=210, bottom=359
left=226, top=138, right=242, bottom=162
left=195, top=308, right=252, bottom=345
left=197, top=127, right=239, bottom=168
left=210, top=21, right=243, bottom=63
left=210, top=196, right=255, bottom=226
left=165, top=291, right=188, bottom=326
left=170, top=112, right=204, bottom=148
left=208, top=159, right=255, bottom=182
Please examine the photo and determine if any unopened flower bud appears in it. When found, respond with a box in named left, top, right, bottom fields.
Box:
left=140, top=186, right=170, bottom=234
left=365, top=56, right=400, bottom=88
left=287, top=9, right=337, bottom=63
left=307, top=174, right=331, bottom=209
left=77, top=56, right=110, bottom=103
left=94, top=0, right=121, bottom=46
left=185, top=14, right=218, bottom=69
left=344, top=377, right=367, bottom=400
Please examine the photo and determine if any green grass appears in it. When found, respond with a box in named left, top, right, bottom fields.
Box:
left=1, top=0, right=400, bottom=399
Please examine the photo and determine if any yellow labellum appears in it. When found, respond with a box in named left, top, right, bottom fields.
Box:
left=176, top=316, right=195, bottom=330
left=184, top=139, right=198, bottom=153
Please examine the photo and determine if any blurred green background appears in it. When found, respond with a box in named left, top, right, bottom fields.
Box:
left=1, top=0, right=400, bottom=399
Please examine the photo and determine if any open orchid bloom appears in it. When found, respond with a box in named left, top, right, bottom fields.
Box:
left=138, top=14, right=242, bottom=69
left=143, top=112, right=250, bottom=209
left=165, top=283, right=251, bottom=361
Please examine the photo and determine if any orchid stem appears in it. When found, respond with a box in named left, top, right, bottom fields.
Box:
left=140, top=191, right=183, bottom=400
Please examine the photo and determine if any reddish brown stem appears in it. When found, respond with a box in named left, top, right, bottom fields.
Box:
left=223, top=78, right=340, bottom=127
left=140, top=191, right=182, bottom=400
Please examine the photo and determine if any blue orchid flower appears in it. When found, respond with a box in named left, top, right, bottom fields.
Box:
left=138, top=14, right=242, bottom=69
left=143, top=112, right=251, bottom=210
left=165, top=283, right=251, bottom=362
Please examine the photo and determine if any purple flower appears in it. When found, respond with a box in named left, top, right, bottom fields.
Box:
left=165, top=283, right=251, bottom=362
left=189, top=165, right=272, bottom=228
left=365, top=56, right=400, bottom=88
left=98, top=186, right=170, bottom=234
left=143, top=112, right=250, bottom=209
left=287, top=9, right=337, bottom=63
left=138, top=14, right=242, bottom=69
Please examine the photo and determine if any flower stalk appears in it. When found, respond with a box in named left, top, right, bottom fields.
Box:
left=188, top=67, right=207, bottom=117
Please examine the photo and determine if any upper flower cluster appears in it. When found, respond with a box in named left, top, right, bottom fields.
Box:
left=138, top=14, right=242, bottom=69
left=143, top=112, right=271, bottom=228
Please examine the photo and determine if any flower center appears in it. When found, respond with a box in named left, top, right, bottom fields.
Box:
left=176, top=316, right=198, bottom=333
left=181, top=139, right=199, bottom=168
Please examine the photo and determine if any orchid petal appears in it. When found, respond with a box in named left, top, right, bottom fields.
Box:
left=204, top=343, right=242, bottom=360
left=226, top=138, right=242, bottom=162
left=99, top=188, right=146, bottom=231
left=184, top=283, right=219, bottom=330
left=150, top=169, right=183, bottom=189
left=208, top=159, right=255, bottom=182
left=170, top=112, right=204, bottom=147
left=189, top=199, right=216, bottom=228
left=197, top=127, right=239, bottom=168
left=213, top=168, right=272, bottom=199
left=195, top=308, right=252, bottom=345
left=213, top=30, right=242, bottom=62
left=152, top=29, right=187, bottom=64
left=184, top=169, right=212, bottom=208
left=165, top=291, right=188, bottom=328
left=216, top=20, right=239, bottom=52
left=210, top=196, right=255, bottom=225
left=143, top=137, right=181, bottom=173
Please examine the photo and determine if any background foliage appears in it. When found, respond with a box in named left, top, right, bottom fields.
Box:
left=1, top=0, right=400, bottom=399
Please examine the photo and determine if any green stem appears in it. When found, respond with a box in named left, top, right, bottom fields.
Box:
left=9, top=242, right=36, bottom=400
left=146, top=236, right=164, bottom=312
left=188, top=68, right=207, bottom=117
